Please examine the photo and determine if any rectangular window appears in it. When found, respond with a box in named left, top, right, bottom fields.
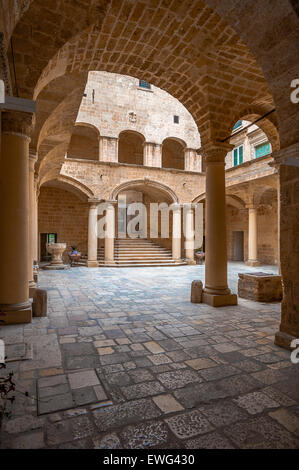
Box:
left=255, top=141, right=271, bottom=158
left=174, top=115, right=179, bottom=124
left=139, top=80, right=151, bottom=90
left=233, top=145, right=244, bottom=166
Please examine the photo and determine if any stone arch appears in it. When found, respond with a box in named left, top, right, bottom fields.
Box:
left=192, top=192, right=245, bottom=210
left=40, top=175, right=94, bottom=202
left=162, top=137, right=186, bottom=171
left=110, top=179, right=179, bottom=204
left=118, top=130, right=145, bottom=166
left=229, top=106, right=280, bottom=152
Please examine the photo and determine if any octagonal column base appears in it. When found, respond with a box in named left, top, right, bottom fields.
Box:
left=245, top=260, right=260, bottom=267
left=275, top=331, right=299, bottom=351
left=202, top=290, right=238, bottom=307
left=87, top=261, right=99, bottom=268
left=0, top=302, right=32, bottom=325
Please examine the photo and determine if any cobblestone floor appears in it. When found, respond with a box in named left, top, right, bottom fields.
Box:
left=1, top=263, right=298, bottom=449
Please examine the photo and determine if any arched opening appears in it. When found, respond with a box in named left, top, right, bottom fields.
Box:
left=162, top=138, right=185, bottom=170
left=118, top=131, right=145, bottom=166
left=68, top=123, right=99, bottom=160
left=227, top=116, right=279, bottom=169
left=38, top=179, right=90, bottom=262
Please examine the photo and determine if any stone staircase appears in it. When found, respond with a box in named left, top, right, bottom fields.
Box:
left=82, top=239, right=187, bottom=267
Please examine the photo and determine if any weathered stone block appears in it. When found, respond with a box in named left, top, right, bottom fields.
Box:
left=191, top=280, right=203, bottom=303
left=238, top=273, right=282, bottom=302
left=32, top=288, right=48, bottom=317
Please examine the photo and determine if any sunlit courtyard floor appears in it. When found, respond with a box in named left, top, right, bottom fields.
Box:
left=1, top=263, right=298, bottom=449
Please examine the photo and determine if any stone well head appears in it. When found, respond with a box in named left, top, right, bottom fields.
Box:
left=46, top=243, right=67, bottom=266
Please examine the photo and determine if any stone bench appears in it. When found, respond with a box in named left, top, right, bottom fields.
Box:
left=238, top=272, right=283, bottom=302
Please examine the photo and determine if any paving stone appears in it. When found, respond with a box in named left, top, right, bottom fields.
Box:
left=174, top=382, right=230, bottom=408
left=93, top=433, right=122, bottom=449
left=70, top=415, right=96, bottom=440
left=217, top=374, right=263, bottom=397
left=148, top=354, right=172, bottom=365
left=92, top=398, right=162, bottom=432
left=268, top=408, right=299, bottom=436
left=199, top=401, right=249, bottom=427
left=61, top=342, right=95, bottom=356
left=106, top=371, right=132, bottom=386
left=121, top=421, right=169, bottom=449
left=93, top=385, right=108, bottom=401
left=199, top=364, right=240, bottom=381
left=68, top=369, right=100, bottom=389
left=152, top=394, right=184, bottom=413
left=234, top=391, right=280, bottom=415
left=165, top=410, right=214, bottom=439
left=99, top=353, right=130, bottom=365
left=222, top=416, right=299, bottom=449
left=129, top=368, right=154, bottom=383
left=213, top=343, right=240, bottom=353
left=122, top=381, right=165, bottom=400
left=157, top=369, right=202, bottom=389
left=3, top=415, right=45, bottom=434
left=1, top=430, right=45, bottom=449
left=144, top=341, right=165, bottom=354
left=185, top=432, right=235, bottom=449
left=72, top=387, right=97, bottom=406
left=97, top=347, right=114, bottom=355
left=185, top=357, right=217, bottom=370
left=38, top=393, right=74, bottom=415
left=66, top=355, right=99, bottom=370
left=94, top=339, right=116, bottom=348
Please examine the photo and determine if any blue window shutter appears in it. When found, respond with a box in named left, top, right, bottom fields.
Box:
left=233, top=149, right=238, bottom=166
left=255, top=142, right=271, bottom=158
left=239, top=146, right=243, bottom=164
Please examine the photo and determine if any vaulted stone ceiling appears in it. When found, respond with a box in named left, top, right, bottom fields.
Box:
left=3, top=0, right=298, bottom=184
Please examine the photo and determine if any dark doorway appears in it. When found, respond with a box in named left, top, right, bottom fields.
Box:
left=40, top=233, right=57, bottom=261
left=233, top=231, right=244, bottom=261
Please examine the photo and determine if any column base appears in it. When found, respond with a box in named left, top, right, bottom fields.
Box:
left=186, top=259, right=196, bottom=266
left=0, top=302, right=32, bottom=325
left=245, top=260, right=260, bottom=267
left=104, top=260, right=115, bottom=265
left=202, top=290, right=238, bottom=307
left=87, top=260, right=99, bottom=268
left=275, top=330, right=299, bottom=350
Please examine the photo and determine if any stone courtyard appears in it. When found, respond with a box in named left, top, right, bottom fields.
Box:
left=1, top=263, right=298, bottom=449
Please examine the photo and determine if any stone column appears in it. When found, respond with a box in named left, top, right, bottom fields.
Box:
left=246, top=205, right=260, bottom=266
left=87, top=200, right=99, bottom=268
left=105, top=200, right=117, bottom=264
left=0, top=111, right=34, bottom=324
left=273, top=144, right=299, bottom=350
left=143, top=142, right=162, bottom=167
left=28, top=150, right=37, bottom=296
left=172, top=204, right=181, bottom=260
left=184, top=148, right=201, bottom=172
left=184, top=204, right=196, bottom=265
left=34, top=175, right=39, bottom=262
left=201, top=142, right=237, bottom=307
left=99, top=136, right=118, bottom=162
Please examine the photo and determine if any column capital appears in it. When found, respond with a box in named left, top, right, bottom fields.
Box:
left=245, top=204, right=257, bottom=210
left=2, top=110, right=35, bottom=140
left=170, top=203, right=182, bottom=211
left=100, top=135, right=119, bottom=142
left=182, top=202, right=197, bottom=210
left=143, top=141, right=162, bottom=148
left=200, top=141, right=234, bottom=164
left=105, top=199, right=118, bottom=207
left=88, top=198, right=101, bottom=208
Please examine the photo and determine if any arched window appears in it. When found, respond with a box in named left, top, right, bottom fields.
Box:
left=68, top=124, right=99, bottom=160
left=118, top=130, right=145, bottom=165
left=162, top=138, right=185, bottom=170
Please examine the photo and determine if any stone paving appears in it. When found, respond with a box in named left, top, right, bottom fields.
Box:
left=0, top=263, right=298, bottom=449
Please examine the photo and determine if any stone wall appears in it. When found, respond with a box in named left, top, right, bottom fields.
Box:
left=38, top=187, right=89, bottom=260
left=77, top=71, right=201, bottom=149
